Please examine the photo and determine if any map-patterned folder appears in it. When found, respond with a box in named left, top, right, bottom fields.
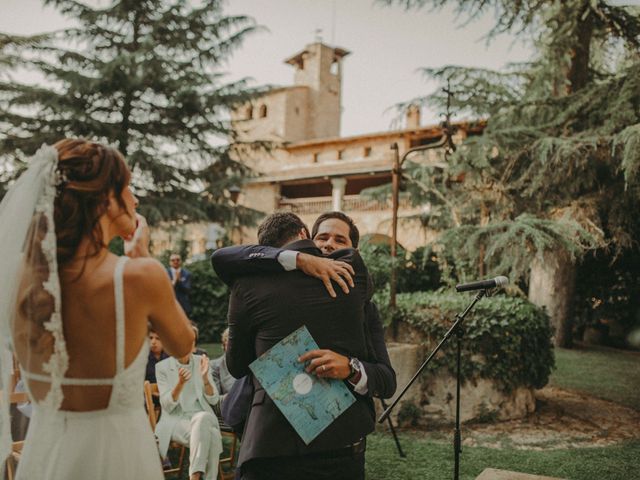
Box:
left=249, top=325, right=356, bottom=444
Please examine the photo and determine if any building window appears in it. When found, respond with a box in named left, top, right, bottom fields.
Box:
left=246, top=106, right=253, bottom=120
left=259, top=104, right=268, bottom=118
left=337, top=150, right=344, bottom=160
left=295, top=106, right=300, bottom=115
left=312, top=152, right=319, bottom=163
left=363, top=146, right=372, bottom=157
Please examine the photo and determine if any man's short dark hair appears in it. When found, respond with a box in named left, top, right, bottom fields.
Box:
left=257, top=212, right=310, bottom=247
left=311, top=211, right=360, bottom=248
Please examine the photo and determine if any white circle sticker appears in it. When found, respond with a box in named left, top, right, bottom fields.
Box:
left=292, top=373, right=313, bottom=395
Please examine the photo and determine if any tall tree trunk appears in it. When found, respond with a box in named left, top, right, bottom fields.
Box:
left=118, top=12, right=140, bottom=157
left=566, top=2, right=593, bottom=93
left=529, top=250, right=575, bottom=348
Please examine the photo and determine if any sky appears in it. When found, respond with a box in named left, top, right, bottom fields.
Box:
left=4, top=0, right=630, bottom=137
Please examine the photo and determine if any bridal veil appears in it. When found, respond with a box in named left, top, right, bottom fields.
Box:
left=0, top=145, right=68, bottom=469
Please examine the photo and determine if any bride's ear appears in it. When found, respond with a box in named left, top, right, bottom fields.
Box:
left=104, top=191, right=119, bottom=217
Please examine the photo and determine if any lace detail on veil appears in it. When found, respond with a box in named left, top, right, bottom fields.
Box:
left=0, top=145, right=69, bottom=468
left=32, top=146, right=69, bottom=411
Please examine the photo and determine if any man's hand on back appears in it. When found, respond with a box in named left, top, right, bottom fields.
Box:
left=296, top=253, right=354, bottom=298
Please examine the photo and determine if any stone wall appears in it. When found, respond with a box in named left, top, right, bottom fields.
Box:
left=386, top=323, right=536, bottom=427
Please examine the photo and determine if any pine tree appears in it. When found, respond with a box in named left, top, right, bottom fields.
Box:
left=381, top=0, right=640, bottom=346
left=0, top=0, right=261, bottom=226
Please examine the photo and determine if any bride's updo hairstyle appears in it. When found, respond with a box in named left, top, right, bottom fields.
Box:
left=53, top=139, right=131, bottom=266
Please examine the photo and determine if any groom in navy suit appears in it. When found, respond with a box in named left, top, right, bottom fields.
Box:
left=212, top=211, right=396, bottom=400
left=212, top=212, right=396, bottom=480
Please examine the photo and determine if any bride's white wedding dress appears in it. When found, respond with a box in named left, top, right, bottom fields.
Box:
left=16, top=256, right=163, bottom=479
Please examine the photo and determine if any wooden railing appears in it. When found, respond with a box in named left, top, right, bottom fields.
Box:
left=277, top=194, right=413, bottom=215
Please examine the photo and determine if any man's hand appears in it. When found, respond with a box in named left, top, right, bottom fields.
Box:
left=199, top=355, right=216, bottom=397
left=124, top=213, right=150, bottom=258
left=177, top=367, right=192, bottom=386
left=299, top=349, right=351, bottom=380
left=296, top=253, right=355, bottom=298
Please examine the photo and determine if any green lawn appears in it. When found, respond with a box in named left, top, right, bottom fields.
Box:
left=366, top=433, right=639, bottom=480
left=200, top=342, right=223, bottom=359
left=366, top=343, right=640, bottom=479
left=549, top=343, right=640, bottom=410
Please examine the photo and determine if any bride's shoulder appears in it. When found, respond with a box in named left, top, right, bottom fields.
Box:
left=123, top=257, right=169, bottom=286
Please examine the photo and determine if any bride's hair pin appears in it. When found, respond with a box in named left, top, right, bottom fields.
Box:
left=54, top=167, right=69, bottom=195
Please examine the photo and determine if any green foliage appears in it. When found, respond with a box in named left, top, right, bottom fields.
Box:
left=187, top=256, right=229, bottom=343
left=573, top=249, right=640, bottom=346
left=396, top=291, right=555, bottom=391
left=0, top=0, right=262, bottom=228
left=359, top=241, right=442, bottom=293
left=396, top=401, right=423, bottom=427
left=404, top=246, right=443, bottom=292
left=377, top=2, right=640, bottom=350
left=397, top=2, right=640, bottom=279
left=437, top=214, right=599, bottom=285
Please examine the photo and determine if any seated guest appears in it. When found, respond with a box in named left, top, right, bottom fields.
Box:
left=146, top=327, right=169, bottom=384
left=210, top=328, right=236, bottom=398
left=155, top=328, right=223, bottom=480
left=191, top=322, right=209, bottom=357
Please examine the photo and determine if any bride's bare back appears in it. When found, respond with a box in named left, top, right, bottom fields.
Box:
left=13, top=139, right=193, bottom=412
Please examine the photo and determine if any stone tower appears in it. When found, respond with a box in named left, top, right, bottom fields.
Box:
left=232, top=42, right=350, bottom=144
left=285, top=42, right=350, bottom=140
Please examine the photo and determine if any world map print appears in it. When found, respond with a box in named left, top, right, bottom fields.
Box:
left=249, top=325, right=356, bottom=444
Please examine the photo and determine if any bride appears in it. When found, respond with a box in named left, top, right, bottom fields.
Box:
left=0, top=139, right=195, bottom=479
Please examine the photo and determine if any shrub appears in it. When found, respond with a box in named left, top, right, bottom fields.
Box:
left=573, top=248, right=640, bottom=346
left=360, top=242, right=442, bottom=294
left=396, top=291, right=555, bottom=391
left=396, top=400, right=423, bottom=427
left=403, top=246, right=442, bottom=293
left=188, top=255, right=229, bottom=343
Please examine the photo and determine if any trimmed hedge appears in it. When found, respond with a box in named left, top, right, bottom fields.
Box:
left=394, top=291, right=555, bottom=391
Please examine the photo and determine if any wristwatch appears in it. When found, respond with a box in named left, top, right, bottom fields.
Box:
left=347, top=357, right=362, bottom=382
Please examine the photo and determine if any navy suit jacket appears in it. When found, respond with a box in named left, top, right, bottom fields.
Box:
left=167, top=267, right=192, bottom=315
left=211, top=244, right=396, bottom=399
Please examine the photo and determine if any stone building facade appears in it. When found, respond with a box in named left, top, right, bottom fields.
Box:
left=230, top=42, right=481, bottom=250
left=151, top=42, right=481, bottom=257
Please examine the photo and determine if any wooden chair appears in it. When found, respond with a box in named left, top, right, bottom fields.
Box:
left=217, top=418, right=239, bottom=480
left=143, top=381, right=239, bottom=480
left=5, top=391, right=28, bottom=480
left=143, top=381, right=187, bottom=478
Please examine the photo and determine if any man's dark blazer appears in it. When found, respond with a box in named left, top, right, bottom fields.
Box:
left=220, top=240, right=376, bottom=465
left=167, top=267, right=192, bottom=316
left=211, top=244, right=396, bottom=399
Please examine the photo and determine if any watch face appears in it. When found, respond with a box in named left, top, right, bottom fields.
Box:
left=350, top=357, right=361, bottom=372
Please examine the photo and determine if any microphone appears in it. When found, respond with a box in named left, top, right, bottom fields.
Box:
left=455, top=276, right=509, bottom=292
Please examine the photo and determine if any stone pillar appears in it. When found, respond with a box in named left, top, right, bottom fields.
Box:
left=331, top=177, right=347, bottom=211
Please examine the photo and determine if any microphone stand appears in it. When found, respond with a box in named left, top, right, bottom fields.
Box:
left=380, top=398, right=406, bottom=458
left=378, top=289, right=487, bottom=480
